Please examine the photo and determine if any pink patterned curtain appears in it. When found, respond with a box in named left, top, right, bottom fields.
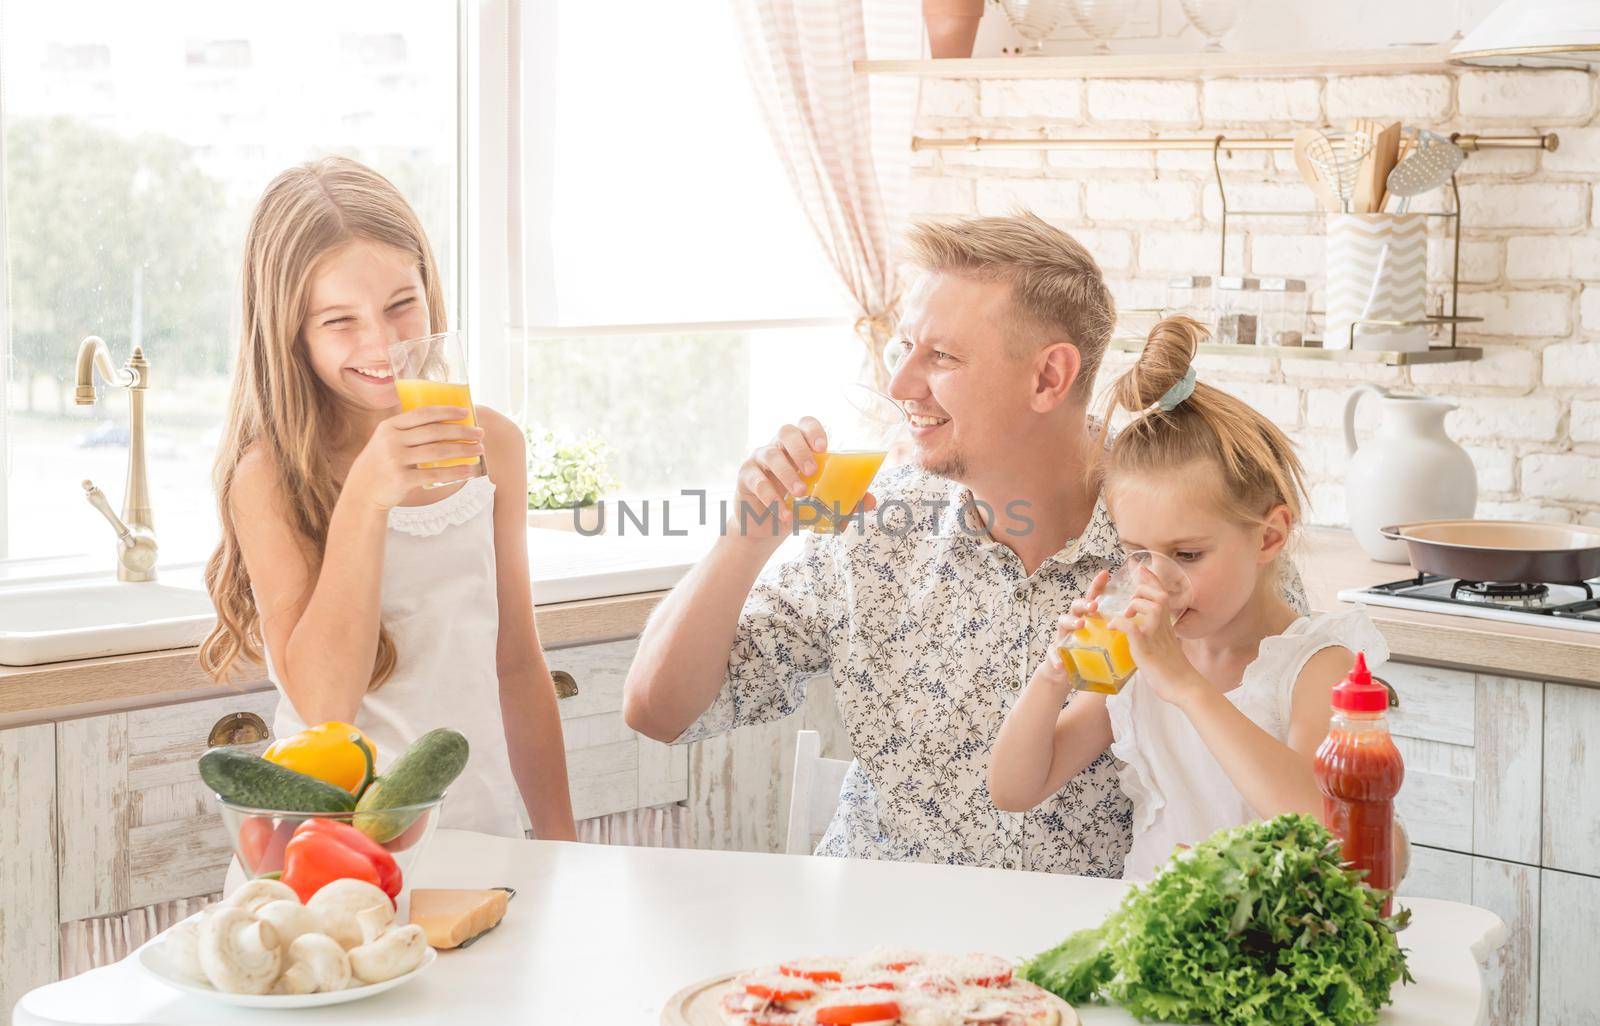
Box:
left=730, top=0, right=922, bottom=387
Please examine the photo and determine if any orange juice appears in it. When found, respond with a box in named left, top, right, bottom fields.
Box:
left=1058, top=616, right=1135, bottom=694
left=797, top=450, right=886, bottom=533
left=394, top=379, right=480, bottom=469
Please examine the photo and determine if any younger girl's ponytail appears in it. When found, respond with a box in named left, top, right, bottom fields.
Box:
left=1095, top=315, right=1307, bottom=528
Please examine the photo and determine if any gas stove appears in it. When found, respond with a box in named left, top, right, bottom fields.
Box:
left=1339, top=574, right=1600, bottom=634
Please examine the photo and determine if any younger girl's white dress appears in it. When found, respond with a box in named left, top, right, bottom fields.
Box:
left=1106, top=606, right=1389, bottom=880
left=266, top=475, right=524, bottom=838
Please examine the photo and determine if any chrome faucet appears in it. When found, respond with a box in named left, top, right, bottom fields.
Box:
left=74, top=336, right=157, bottom=582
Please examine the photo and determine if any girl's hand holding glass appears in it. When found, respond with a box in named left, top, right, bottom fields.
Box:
left=1057, top=552, right=1190, bottom=695
left=345, top=405, right=486, bottom=512
left=1109, top=569, right=1202, bottom=705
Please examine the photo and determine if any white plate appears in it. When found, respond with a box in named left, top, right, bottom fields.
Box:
left=136, top=915, right=436, bottom=1009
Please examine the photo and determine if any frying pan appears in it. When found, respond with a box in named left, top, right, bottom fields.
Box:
left=1380, top=519, right=1600, bottom=583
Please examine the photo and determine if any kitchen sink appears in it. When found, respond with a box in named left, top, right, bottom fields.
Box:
left=0, top=573, right=215, bottom=666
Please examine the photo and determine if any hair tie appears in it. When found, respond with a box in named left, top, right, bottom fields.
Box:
left=1154, top=366, right=1197, bottom=412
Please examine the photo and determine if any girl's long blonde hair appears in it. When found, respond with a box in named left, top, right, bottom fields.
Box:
left=200, top=156, right=447, bottom=686
left=1096, top=315, right=1307, bottom=528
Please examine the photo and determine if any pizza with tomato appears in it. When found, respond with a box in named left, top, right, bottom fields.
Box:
left=715, top=951, right=1066, bottom=1026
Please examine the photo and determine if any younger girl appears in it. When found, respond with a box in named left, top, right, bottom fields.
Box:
left=201, top=156, right=576, bottom=841
left=989, top=316, right=1387, bottom=879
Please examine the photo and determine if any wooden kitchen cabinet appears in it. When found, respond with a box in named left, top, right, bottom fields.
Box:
left=1541, top=683, right=1600, bottom=878
left=549, top=638, right=688, bottom=822
left=1539, top=868, right=1600, bottom=1025
left=1400, top=846, right=1540, bottom=1026
left=55, top=690, right=277, bottom=922
left=1, top=723, right=59, bottom=1023
left=686, top=674, right=847, bottom=854
left=1386, top=664, right=1600, bottom=1026
left=1384, top=664, right=1542, bottom=865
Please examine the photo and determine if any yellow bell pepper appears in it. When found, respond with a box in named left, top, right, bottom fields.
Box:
left=263, top=722, right=376, bottom=795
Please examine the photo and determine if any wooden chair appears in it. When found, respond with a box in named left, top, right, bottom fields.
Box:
left=784, top=730, right=851, bottom=855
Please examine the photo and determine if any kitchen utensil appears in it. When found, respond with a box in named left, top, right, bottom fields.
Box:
left=1355, top=120, right=1403, bottom=214
left=1179, top=0, right=1247, bottom=50
left=138, top=920, right=437, bottom=1008
left=1293, top=128, right=1339, bottom=211
left=1385, top=129, right=1465, bottom=213
left=1064, top=0, right=1133, bottom=53
left=1345, top=386, right=1476, bottom=563
left=1305, top=129, right=1376, bottom=213
left=1379, top=520, right=1600, bottom=584
left=999, top=0, right=1067, bottom=55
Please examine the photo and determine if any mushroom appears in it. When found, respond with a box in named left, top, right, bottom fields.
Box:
left=273, top=933, right=351, bottom=995
left=255, top=899, right=325, bottom=950
left=157, top=917, right=205, bottom=982
left=198, top=906, right=282, bottom=994
left=305, top=878, right=393, bottom=949
left=348, top=923, right=428, bottom=984
left=224, top=878, right=299, bottom=915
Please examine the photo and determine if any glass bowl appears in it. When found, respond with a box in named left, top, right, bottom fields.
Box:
left=216, top=794, right=444, bottom=901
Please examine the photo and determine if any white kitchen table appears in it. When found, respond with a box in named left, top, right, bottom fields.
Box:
left=13, top=829, right=1505, bottom=1026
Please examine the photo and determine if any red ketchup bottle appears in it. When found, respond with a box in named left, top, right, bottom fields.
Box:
left=1313, top=652, right=1405, bottom=915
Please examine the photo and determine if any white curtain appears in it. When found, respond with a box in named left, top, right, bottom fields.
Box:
left=730, top=0, right=922, bottom=387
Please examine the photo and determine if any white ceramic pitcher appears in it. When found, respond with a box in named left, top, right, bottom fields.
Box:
left=1344, top=385, right=1477, bottom=563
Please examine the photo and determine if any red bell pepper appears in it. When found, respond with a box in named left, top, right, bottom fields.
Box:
left=282, top=819, right=402, bottom=903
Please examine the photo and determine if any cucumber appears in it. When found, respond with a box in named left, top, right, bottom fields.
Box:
left=199, top=746, right=357, bottom=813
left=354, top=728, right=469, bottom=842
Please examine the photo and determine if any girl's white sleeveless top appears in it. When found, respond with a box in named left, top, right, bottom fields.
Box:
left=1106, top=606, right=1389, bottom=880
left=266, top=476, right=524, bottom=838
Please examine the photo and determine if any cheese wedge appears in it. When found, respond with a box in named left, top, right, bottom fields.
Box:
left=408, top=888, right=510, bottom=949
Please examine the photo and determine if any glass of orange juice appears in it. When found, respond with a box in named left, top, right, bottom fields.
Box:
left=385, top=331, right=482, bottom=483
left=1058, top=550, right=1191, bottom=694
left=794, top=383, right=906, bottom=534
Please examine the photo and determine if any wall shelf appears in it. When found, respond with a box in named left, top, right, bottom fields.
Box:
left=1109, top=337, right=1483, bottom=367
left=856, top=45, right=1460, bottom=80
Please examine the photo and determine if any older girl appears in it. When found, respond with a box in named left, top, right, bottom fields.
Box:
left=201, top=156, right=575, bottom=840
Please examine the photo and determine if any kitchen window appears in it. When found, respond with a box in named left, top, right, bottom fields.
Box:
left=0, top=1, right=462, bottom=564
left=512, top=0, right=857, bottom=504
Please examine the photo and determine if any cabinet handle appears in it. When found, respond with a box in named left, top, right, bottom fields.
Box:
left=551, top=670, right=579, bottom=700
left=1374, top=675, right=1400, bottom=709
left=208, top=711, right=270, bottom=747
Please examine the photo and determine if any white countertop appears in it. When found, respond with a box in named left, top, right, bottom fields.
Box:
left=13, top=829, right=1505, bottom=1026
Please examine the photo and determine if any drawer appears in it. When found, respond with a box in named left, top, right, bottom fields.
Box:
left=56, top=688, right=277, bottom=921
left=547, top=639, right=687, bottom=821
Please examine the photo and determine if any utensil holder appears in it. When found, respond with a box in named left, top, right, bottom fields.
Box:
left=1325, top=213, right=1428, bottom=353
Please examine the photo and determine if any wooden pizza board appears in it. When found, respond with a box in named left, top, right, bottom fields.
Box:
left=661, top=971, right=1081, bottom=1026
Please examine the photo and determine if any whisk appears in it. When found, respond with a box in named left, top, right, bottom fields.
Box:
left=1304, top=128, right=1377, bottom=214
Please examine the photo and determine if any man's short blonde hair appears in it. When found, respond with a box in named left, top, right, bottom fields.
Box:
left=903, top=212, right=1117, bottom=400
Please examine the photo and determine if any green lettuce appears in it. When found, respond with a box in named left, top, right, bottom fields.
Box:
left=1020, top=814, right=1412, bottom=1026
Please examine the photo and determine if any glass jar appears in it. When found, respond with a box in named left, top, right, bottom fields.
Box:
left=1164, top=275, right=1213, bottom=325
left=1258, top=277, right=1309, bottom=347
left=1212, top=276, right=1261, bottom=345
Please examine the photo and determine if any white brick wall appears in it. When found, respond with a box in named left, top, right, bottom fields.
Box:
left=911, top=64, right=1600, bottom=525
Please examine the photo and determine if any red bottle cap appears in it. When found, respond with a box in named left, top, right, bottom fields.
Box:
left=1330, top=652, right=1389, bottom=712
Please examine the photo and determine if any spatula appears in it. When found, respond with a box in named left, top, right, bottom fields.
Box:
left=1355, top=121, right=1403, bottom=214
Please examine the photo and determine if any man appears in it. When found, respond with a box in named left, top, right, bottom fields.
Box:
left=624, top=212, right=1138, bottom=875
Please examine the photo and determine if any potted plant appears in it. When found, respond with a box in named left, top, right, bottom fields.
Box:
left=524, top=426, right=619, bottom=533
left=924, top=0, right=985, bottom=58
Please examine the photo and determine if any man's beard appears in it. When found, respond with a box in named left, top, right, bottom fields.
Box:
left=918, top=446, right=968, bottom=481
